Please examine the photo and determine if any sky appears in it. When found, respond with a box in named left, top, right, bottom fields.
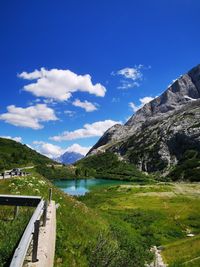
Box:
left=0, top=0, right=200, bottom=158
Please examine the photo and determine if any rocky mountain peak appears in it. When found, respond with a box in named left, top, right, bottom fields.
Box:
left=126, top=64, right=200, bottom=127
left=56, top=151, right=84, bottom=164
left=88, top=64, right=200, bottom=156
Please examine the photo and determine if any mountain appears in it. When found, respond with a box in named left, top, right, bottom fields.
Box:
left=86, top=64, right=200, bottom=181
left=56, top=151, right=84, bottom=164
left=0, top=137, right=54, bottom=171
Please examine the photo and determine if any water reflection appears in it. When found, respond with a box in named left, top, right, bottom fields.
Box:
left=53, top=178, right=130, bottom=196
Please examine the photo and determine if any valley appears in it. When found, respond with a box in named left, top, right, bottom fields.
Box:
left=1, top=170, right=200, bottom=266
left=0, top=64, right=200, bottom=267
left=79, top=182, right=200, bottom=267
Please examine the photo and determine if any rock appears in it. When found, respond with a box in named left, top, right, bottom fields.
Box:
left=87, top=64, right=200, bottom=173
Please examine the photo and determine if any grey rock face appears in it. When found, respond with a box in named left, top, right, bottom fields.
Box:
left=126, top=64, right=200, bottom=128
left=121, top=101, right=200, bottom=172
left=87, top=124, right=131, bottom=155
left=88, top=64, right=200, bottom=172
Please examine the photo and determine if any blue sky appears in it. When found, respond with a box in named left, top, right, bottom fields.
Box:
left=0, top=0, right=200, bottom=158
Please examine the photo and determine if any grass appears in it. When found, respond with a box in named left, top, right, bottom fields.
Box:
left=79, top=182, right=200, bottom=266
left=1, top=170, right=200, bottom=267
left=36, top=164, right=76, bottom=180
left=76, top=152, right=154, bottom=182
left=0, top=201, right=33, bottom=267
left=162, top=235, right=200, bottom=267
left=0, top=137, right=54, bottom=171
left=0, top=172, right=114, bottom=267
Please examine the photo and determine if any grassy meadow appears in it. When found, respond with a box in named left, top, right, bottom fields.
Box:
left=0, top=170, right=200, bottom=266
left=79, top=182, right=200, bottom=267
left=0, top=171, right=121, bottom=267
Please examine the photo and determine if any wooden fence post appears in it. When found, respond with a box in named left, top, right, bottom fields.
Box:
left=42, top=201, right=48, bottom=227
left=14, top=206, right=19, bottom=219
left=32, top=220, right=40, bottom=262
left=49, top=188, right=52, bottom=203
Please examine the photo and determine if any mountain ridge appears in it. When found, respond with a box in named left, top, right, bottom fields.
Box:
left=86, top=64, right=200, bottom=179
left=88, top=64, right=200, bottom=156
left=56, top=151, right=84, bottom=164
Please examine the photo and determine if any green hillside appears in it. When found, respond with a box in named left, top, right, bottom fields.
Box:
left=168, top=150, right=200, bottom=182
left=0, top=137, right=54, bottom=171
left=76, top=152, right=153, bottom=183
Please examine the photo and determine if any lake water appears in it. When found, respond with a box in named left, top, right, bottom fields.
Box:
left=53, top=178, right=131, bottom=196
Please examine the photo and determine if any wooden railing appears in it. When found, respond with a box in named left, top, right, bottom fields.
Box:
left=0, top=194, right=49, bottom=267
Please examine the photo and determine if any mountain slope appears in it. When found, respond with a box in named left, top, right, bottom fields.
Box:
left=0, top=137, right=54, bottom=171
left=88, top=64, right=200, bottom=156
left=56, top=151, right=84, bottom=164
left=86, top=64, right=200, bottom=179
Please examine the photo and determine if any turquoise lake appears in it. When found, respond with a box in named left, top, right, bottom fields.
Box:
left=53, top=178, right=131, bottom=196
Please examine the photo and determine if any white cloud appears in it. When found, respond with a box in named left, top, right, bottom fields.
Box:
left=112, top=65, right=150, bottom=89
left=64, top=110, right=76, bottom=117
left=33, top=141, right=65, bottom=158
left=72, top=99, right=98, bottom=112
left=140, top=96, right=155, bottom=105
left=129, top=96, right=155, bottom=113
left=0, top=136, right=22, bottom=143
left=26, top=144, right=34, bottom=149
left=32, top=141, right=91, bottom=158
left=116, top=66, right=143, bottom=80
left=18, top=67, right=106, bottom=101
left=129, top=102, right=139, bottom=113
left=65, top=143, right=91, bottom=155
left=117, top=80, right=140, bottom=89
left=0, top=104, right=58, bottom=129
left=50, top=119, right=120, bottom=141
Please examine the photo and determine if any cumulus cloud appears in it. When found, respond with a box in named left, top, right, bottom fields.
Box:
left=0, top=104, right=58, bottom=129
left=116, top=66, right=143, bottom=80
left=33, top=141, right=65, bottom=158
left=0, top=136, right=22, bottom=143
left=129, top=96, right=155, bottom=113
left=65, top=143, right=91, bottom=155
left=32, top=141, right=91, bottom=158
left=72, top=99, right=98, bottom=112
left=50, top=119, right=120, bottom=141
left=112, top=65, right=150, bottom=89
left=18, top=67, right=106, bottom=101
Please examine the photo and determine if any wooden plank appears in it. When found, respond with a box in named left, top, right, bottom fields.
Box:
left=10, top=200, right=44, bottom=267
left=0, top=194, right=41, bottom=207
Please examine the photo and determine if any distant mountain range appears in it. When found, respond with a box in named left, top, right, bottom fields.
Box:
left=84, top=64, right=200, bottom=181
left=55, top=151, right=84, bottom=165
